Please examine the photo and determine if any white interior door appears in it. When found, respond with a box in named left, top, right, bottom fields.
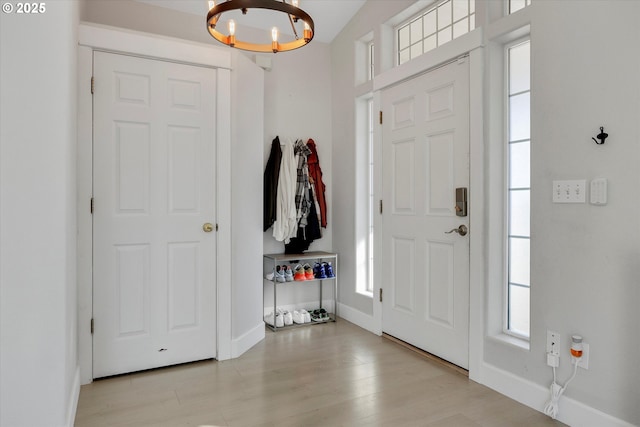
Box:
left=92, top=51, right=217, bottom=378
left=381, top=59, right=470, bottom=369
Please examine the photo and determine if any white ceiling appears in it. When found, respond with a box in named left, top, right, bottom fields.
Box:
left=134, top=0, right=367, bottom=43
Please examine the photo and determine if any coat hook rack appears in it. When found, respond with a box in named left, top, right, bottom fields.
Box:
left=592, top=126, right=608, bottom=145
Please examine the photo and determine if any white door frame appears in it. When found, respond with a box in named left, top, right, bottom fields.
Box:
left=77, top=23, right=233, bottom=385
left=371, top=30, right=485, bottom=379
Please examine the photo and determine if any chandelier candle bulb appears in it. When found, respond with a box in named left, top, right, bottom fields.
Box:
left=271, top=27, right=279, bottom=52
left=304, top=22, right=312, bottom=42
left=570, top=335, right=583, bottom=358
left=208, top=1, right=215, bottom=11
left=227, top=19, right=236, bottom=46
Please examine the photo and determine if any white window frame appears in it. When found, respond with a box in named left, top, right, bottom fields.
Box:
left=504, top=37, right=531, bottom=340
left=355, top=94, right=375, bottom=298
left=366, top=98, right=375, bottom=294
left=368, top=41, right=375, bottom=81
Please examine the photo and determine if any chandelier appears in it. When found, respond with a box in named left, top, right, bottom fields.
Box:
left=206, top=0, right=315, bottom=53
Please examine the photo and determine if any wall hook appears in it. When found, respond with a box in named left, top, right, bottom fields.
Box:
left=592, top=126, right=608, bottom=145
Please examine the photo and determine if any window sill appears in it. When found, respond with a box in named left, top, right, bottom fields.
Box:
left=356, top=290, right=373, bottom=299
left=490, top=333, right=530, bottom=351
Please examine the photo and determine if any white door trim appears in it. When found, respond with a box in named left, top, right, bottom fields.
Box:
left=77, top=23, right=232, bottom=385
left=371, top=29, right=485, bottom=380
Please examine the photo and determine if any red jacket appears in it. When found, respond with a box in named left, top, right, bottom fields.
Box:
left=306, top=139, right=327, bottom=228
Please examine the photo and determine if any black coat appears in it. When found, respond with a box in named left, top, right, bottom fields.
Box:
left=263, top=137, right=282, bottom=232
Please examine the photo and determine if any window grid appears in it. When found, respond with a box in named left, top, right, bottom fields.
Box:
left=397, top=0, right=475, bottom=65
left=509, top=0, right=532, bottom=14
left=367, top=99, right=375, bottom=293
left=506, top=40, right=531, bottom=339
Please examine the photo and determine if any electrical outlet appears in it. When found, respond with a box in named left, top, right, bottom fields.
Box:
left=547, top=330, right=560, bottom=356
left=572, top=343, right=590, bottom=370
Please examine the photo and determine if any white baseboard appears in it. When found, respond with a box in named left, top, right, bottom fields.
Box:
left=478, top=362, right=636, bottom=427
left=336, top=303, right=377, bottom=334
left=66, top=366, right=81, bottom=427
left=231, top=322, right=265, bottom=359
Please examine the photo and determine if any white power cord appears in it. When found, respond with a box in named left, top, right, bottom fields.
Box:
left=543, top=357, right=580, bottom=419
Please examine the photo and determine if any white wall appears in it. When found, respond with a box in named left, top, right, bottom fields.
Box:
left=482, top=2, right=640, bottom=424
left=0, top=1, right=80, bottom=426
left=260, top=42, right=333, bottom=256
left=230, top=50, right=266, bottom=353
left=258, top=38, right=334, bottom=310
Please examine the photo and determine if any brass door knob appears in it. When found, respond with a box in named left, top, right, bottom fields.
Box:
left=203, top=223, right=214, bottom=232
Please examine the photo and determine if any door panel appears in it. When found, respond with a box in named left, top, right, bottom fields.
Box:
left=93, top=51, right=217, bottom=378
left=382, top=59, right=470, bottom=369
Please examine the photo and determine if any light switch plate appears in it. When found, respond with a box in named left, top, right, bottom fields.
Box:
left=553, top=180, right=586, bottom=203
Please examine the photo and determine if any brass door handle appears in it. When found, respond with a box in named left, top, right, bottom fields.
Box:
left=445, top=224, right=468, bottom=236
left=203, top=223, right=214, bottom=233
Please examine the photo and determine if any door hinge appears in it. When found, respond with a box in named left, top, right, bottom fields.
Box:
left=379, top=200, right=383, bottom=214
left=379, top=288, right=383, bottom=302
left=90, top=197, right=94, bottom=214
left=90, top=318, right=94, bottom=334
left=91, top=76, right=94, bottom=94
left=379, top=110, right=383, bottom=124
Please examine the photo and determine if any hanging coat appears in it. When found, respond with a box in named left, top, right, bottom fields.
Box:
left=306, top=139, right=327, bottom=228
left=285, top=187, right=322, bottom=254
left=263, top=136, right=282, bottom=232
left=293, top=139, right=312, bottom=236
left=273, top=138, right=298, bottom=243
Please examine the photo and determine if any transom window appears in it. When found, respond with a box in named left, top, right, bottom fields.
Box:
left=397, top=0, right=475, bottom=65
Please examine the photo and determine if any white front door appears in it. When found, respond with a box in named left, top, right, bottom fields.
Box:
left=92, top=51, right=217, bottom=378
left=381, top=59, right=470, bottom=369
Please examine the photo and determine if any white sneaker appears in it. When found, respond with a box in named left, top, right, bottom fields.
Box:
left=283, top=310, right=293, bottom=326
left=293, top=310, right=304, bottom=324
left=300, top=309, right=311, bottom=323
left=275, top=266, right=286, bottom=283
left=264, top=312, right=284, bottom=327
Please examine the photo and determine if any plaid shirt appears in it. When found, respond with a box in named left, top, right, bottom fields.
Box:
left=294, top=139, right=312, bottom=228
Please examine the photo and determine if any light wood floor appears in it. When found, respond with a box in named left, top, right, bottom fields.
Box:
left=75, top=320, right=564, bottom=426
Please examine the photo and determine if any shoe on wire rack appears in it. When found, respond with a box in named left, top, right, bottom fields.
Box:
left=311, top=308, right=330, bottom=322
left=264, top=311, right=284, bottom=328
left=303, top=263, right=314, bottom=280
left=293, top=264, right=306, bottom=281
left=282, top=310, right=293, bottom=326
left=313, top=262, right=327, bottom=279
left=309, top=310, right=321, bottom=322
left=322, top=262, right=335, bottom=278
left=282, top=265, right=294, bottom=282
left=300, top=309, right=311, bottom=323
left=274, top=266, right=286, bottom=283
left=292, top=310, right=304, bottom=324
